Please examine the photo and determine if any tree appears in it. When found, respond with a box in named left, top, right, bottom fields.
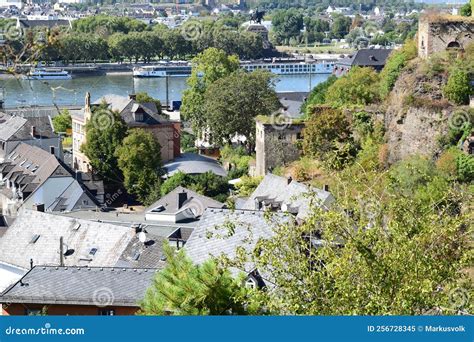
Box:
left=52, top=109, right=72, bottom=133
left=460, top=2, right=472, bottom=16
left=135, top=92, right=162, bottom=114
left=303, top=108, right=355, bottom=166
left=115, top=129, right=164, bottom=205
left=331, top=14, right=352, bottom=39
left=81, top=104, right=128, bottom=183
left=203, top=70, right=280, bottom=148
left=181, top=48, right=240, bottom=133
left=140, top=243, right=248, bottom=315
left=302, top=75, right=337, bottom=116
left=225, top=172, right=472, bottom=315
left=325, top=67, right=380, bottom=106
left=443, top=68, right=472, bottom=105
left=271, top=9, right=304, bottom=45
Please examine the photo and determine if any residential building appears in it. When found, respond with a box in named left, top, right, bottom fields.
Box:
left=0, top=143, right=96, bottom=215
left=145, top=186, right=225, bottom=223
left=242, top=174, right=334, bottom=221
left=185, top=208, right=290, bottom=287
left=255, top=116, right=304, bottom=177
left=0, top=111, right=62, bottom=161
left=334, top=49, right=393, bottom=75
left=0, top=266, right=156, bottom=315
left=72, top=93, right=181, bottom=173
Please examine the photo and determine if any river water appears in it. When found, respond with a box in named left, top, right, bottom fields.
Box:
left=0, top=73, right=330, bottom=108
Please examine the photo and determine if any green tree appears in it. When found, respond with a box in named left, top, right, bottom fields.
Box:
left=203, top=70, right=280, bottom=148
left=303, top=108, right=355, bottom=166
left=302, top=75, right=337, bottom=116
left=326, top=67, right=380, bottom=106
left=460, top=1, right=472, bottom=16
left=456, top=154, right=474, bottom=182
left=443, top=68, right=472, bottom=105
left=331, top=14, right=352, bottom=39
left=52, top=109, right=72, bottom=133
left=115, top=129, right=164, bottom=205
left=81, top=105, right=128, bottom=183
left=271, top=9, right=304, bottom=45
left=181, top=48, right=240, bottom=133
left=140, top=243, right=248, bottom=315
left=135, top=92, right=162, bottom=114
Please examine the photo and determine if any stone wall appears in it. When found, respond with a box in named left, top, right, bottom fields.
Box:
left=418, top=16, right=474, bottom=59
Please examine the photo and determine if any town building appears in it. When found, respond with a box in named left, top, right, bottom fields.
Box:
left=0, top=266, right=156, bottom=315
left=334, top=49, right=393, bottom=75
left=0, top=143, right=96, bottom=216
left=418, top=14, right=474, bottom=59
left=242, top=174, right=334, bottom=221
left=255, top=116, right=304, bottom=177
left=145, top=186, right=225, bottom=223
left=185, top=208, right=291, bottom=288
left=72, top=93, right=181, bottom=173
left=0, top=111, right=62, bottom=161
left=163, top=152, right=227, bottom=178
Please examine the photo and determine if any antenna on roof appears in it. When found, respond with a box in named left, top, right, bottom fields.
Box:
left=59, top=236, right=64, bottom=267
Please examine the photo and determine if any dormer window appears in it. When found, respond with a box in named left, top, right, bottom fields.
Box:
left=245, top=277, right=257, bottom=289
left=132, top=104, right=145, bottom=122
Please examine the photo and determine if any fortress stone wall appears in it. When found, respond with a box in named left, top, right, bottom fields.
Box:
left=418, top=16, right=474, bottom=59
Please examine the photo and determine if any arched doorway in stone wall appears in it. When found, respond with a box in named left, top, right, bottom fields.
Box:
left=447, top=41, right=462, bottom=49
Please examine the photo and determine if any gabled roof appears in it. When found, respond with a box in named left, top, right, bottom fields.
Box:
left=146, top=186, right=225, bottom=217
left=0, top=210, right=135, bottom=269
left=0, top=112, right=57, bottom=141
left=185, top=208, right=290, bottom=276
left=0, top=113, right=27, bottom=141
left=0, top=266, right=156, bottom=307
left=337, top=49, right=392, bottom=67
left=0, top=143, right=68, bottom=193
left=242, top=174, right=334, bottom=220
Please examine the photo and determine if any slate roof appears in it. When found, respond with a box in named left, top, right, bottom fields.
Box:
left=19, top=19, right=72, bottom=29
left=0, top=112, right=57, bottom=141
left=0, top=266, right=156, bottom=307
left=337, top=49, right=392, bottom=68
left=0, top=209, right=135, bottom=269
left=185, top=208, right=289, bottom=277
left=242, top=174, right=334, bottom=221
left=164, top=153, right=227, bottom=177
left=23, top=177, right=98, bottom=212
left=93, top=95, right=170, bottom=127
left=276, top=92, right=308, bottom=119
left=116, top=233, right=167, bottom=269
left=0, top=143, right=68, bottom=190
left=146, top=186, right=225, bottom=217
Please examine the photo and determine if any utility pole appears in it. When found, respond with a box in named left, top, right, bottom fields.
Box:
left=59, top=236, right=64, bottom=266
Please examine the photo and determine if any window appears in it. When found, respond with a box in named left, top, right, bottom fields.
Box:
left=89, top=248, right=98, bottom=256
left=245, top=277, right=257, bottom=289
left=30, top=234, right=40, bottom=244
left=98, top=309, right=115, bottom=316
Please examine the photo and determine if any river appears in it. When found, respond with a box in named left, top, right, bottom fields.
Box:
left=0, top=73, right=330, bottom=108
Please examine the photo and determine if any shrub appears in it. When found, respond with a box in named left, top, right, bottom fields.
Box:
left=456, top=154, right=474, bottom=182
left=379, top=39, right=417, bottom=99
left=443, top=68, right=472, bottom=105
left=436, top=147, right=461, bottom=178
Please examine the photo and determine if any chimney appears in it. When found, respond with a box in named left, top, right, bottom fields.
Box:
left=0, top=100, right=4, bottom=110
left=31, top=126, right=36, bottom=137
left=33, top=203, right=45, bottom=212
left=177, top=190, right=187, bottom=209
left=287, top=176, right=293, bottom=185
left=323, top=184, right=330, bottom=192
left=49, top=146, right=56, bottom=155
left=129, top=94, right=137, bottom=101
